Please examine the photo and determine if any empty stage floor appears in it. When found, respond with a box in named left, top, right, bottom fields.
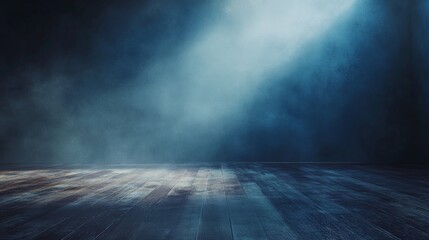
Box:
left=0, top=163, right=428, bottom=240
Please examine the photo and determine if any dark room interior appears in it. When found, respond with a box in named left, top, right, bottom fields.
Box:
left=0, top=0, right=428, bottom=239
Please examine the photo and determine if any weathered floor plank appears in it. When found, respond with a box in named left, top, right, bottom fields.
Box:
left=166, top=166, right=210, bottom=240
left=221, top=164, right=268, bottom=240
left=0, top=164, right=427, bottom=240
left=196, top=165, right=232, bottom=240
left=91, top=166, right=186, bottom=240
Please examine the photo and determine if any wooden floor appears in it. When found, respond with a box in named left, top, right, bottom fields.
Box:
left=0, top=163, right=428, bottom=240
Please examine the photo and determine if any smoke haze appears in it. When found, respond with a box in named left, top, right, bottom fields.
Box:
left=0, top=0, right=424, bottom=164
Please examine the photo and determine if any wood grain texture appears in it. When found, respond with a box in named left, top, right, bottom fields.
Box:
left=0, top=163, right=427, bottom=240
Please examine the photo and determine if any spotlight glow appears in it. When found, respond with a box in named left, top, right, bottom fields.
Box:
left=136, top=0, right=355, bottom=124
left=129, top=0, right=356, bottom=160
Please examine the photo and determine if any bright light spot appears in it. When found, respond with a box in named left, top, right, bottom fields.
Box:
left=134, top=0, right=355, bottom=133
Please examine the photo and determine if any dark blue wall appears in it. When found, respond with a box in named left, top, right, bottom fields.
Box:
left=0, top=0, right=422, bottom=163
left=416, top=0, right=429, bottom=163
left=219, top=0, right=416, bottom=163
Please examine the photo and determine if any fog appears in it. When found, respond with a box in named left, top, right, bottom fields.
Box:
left=0, top=0, right=422, bottom=164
